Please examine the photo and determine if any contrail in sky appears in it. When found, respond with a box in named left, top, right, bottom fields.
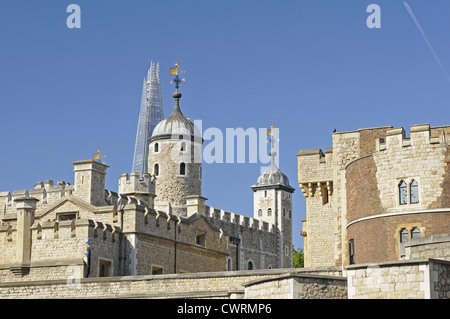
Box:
left=403, top=1, right=450, bottom=84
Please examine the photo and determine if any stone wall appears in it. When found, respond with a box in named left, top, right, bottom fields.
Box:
left=298, top=124, right=450, bottom=268
left=405, top=234, right=450, bottom=261
left=244, top=273, right=347, bottom=299
left=0, top=267, right=344, bottom=299
left=148, top=138, right=202, bottom=216
left=347, top=258, right=450, bottom=299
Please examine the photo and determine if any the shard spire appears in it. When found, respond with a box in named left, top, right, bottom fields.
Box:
left=132, top=61, right=164, bottom=175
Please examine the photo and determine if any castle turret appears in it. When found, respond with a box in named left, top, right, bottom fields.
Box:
left=148, top=62, right=202, bottom=216
left=72, top=160, right=109, bottom=206
left=118, top=172, right=156, bottom=207
left=251, top=125, right=295, bottom=268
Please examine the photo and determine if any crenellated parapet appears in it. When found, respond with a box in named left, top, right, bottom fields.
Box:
left=202, top=205, right=276, bottom=234
left=118, top=172, right=156, bottom=206
left=30, top=218, right=120, bottom=243
left=0, top=181, right=75, bottom=217
left=377, top=124, right=447, bottom=152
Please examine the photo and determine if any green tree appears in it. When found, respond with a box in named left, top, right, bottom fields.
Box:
left=292, top=245, right=304, bottom=268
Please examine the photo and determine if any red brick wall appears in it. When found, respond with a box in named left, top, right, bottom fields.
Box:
left=428, top=145, right=450, bottom=209
left=359, top=128, right=389, bottom=157
left=346, top=155, right=384, bottom=221
left=347, top=212, right=450, bottom=264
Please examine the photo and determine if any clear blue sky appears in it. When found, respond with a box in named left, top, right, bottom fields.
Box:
left=1, top=1, right=449, bottom=249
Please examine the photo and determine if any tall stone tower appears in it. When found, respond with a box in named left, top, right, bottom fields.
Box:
left=132, top=61, right=164, bottom=176
left=148, top=61, right=203, bottom=216
left=251, top=125, right=295, bottom=268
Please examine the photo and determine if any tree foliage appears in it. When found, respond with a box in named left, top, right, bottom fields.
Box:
left=292, top=245, right=304, bottom=268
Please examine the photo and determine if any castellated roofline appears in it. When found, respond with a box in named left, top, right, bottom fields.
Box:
left=202, top=206, right=276, bottom=234
left=0, top=218, right=120, bottom=243
left=118, top=172, right=155, bottom=197
left=377, top=123, right=447, bottom=151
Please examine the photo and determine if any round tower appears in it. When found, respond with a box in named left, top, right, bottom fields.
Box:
left=148, top=89, right=202, bottom=216
left=251, top=126, right=295, bottom=268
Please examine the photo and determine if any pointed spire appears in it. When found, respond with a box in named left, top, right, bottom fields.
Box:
left=132, top=60, right=164, bottom=175
left=148, top=60, right=156, bottom=83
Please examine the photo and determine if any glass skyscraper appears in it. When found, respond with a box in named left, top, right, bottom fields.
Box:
left=132, top=61, right=164, bottom=175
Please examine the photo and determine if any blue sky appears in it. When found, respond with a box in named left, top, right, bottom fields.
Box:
left=1, top=1, right=449, bottom=249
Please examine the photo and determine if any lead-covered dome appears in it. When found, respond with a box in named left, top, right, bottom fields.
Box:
left=252, top=151, right=295, bottom=192
left=151, top=91, right=201, bottom=139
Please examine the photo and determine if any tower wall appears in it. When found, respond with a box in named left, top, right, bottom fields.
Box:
left=72, top=160, right=109, bottom=207
left=149, top=137, right=202, bottom=216
left=298, top=124, right=450, bottom=268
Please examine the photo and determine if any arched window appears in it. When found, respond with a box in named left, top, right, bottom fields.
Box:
left=400, top=228, right=409, bottom=243
left=180, top=162, right=186, bottom=176
left=283, top=208, right=286, bottom=217
left=411, top=227, right=420, bottom=239
left=180, top=142, right=186, bottom=152
left=247, top=260, right=254, bottom=270
left=154, top=163, right=159, bottom=176
left=267, top=208, right=272, bottom=216
left=154, top=143, right=159, bottom=153
left=410, top=180, right=419, bottom=204
left=258, top=209, right=262, bottom=217
left=399, top=180, right=407, bottom=205
left=227, top=258, right=232, bottom=271
left=289, top=210, right=292, bottom=218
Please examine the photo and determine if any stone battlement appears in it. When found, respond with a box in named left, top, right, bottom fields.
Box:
left=118, top=172, right=155, bottom=197
left=0, top=181, right=75, bottom=215
left=203, top=205, right=276, bottom=234
left=377, top=124, right=447, bottom=151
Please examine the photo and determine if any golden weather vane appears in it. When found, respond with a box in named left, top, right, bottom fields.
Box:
left=170, top=60, right=186, bottom=90
left=93, top=148, right=106, bottom=162
left=266, top=124, right=280, bottom=152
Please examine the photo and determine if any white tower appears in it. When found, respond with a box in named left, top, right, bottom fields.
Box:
left=251, top=125, right=295, bottom=268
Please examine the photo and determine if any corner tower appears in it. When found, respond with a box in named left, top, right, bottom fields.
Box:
left=251, top=125, right=295, bottom=268
left=148, top=61, right=203, bottom=216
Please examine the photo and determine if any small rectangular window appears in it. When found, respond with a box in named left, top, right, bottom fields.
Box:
left=57, top=213, right=77, bottom=222
left=151, top=266, right=163, bottom=275
left=196, top=230, right=206, bottom=247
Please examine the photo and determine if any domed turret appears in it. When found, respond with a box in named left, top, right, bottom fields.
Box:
left=151, top=91, right=201, bottom=139
left=148, top=61, right=203, bottom=216
left=253, top=152, right=293, bottom=190
left=251, top=125, right=294, bottom=268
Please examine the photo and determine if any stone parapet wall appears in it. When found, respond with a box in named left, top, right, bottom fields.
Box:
left=0, top=267, right=343, bottom=299
left=347, top=258, right=450, bottom=299
left=405, top=234, right=450, bottom=261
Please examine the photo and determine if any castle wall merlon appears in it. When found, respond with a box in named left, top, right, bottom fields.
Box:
left=203, top=205, right=276, bottom=234
left=378, top=124, right=445, bottom=152
left=118, top=172, right=155, bottom=196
